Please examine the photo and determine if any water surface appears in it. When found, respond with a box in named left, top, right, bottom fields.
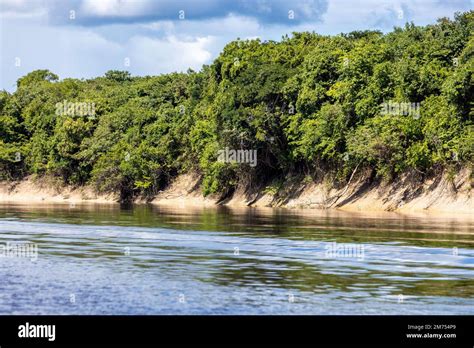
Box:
left=0, top=203, right=473, bottom=314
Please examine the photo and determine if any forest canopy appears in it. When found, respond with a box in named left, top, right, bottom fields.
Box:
left=1, top=12, right=473, bottom=200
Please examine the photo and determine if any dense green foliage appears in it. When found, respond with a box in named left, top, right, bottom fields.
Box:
left=1, top=12, right=473, bottom=200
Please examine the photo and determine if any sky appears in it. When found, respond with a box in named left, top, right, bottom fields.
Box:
left=0, top=0, right=472, bottom=91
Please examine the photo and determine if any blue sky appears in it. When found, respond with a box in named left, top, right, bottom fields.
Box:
left=1, top=0, right=472, bottom=91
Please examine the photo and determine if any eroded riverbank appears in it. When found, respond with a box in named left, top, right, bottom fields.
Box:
left=0, top=168, right=472, bottom=216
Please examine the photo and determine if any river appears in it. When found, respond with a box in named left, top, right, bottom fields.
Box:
left=0, top=203, right=473, bottom=314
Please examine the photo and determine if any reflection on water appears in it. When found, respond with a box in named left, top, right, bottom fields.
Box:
left=0, top=203, right=473, bottom=314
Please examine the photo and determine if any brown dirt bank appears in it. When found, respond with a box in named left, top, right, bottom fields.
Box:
left=0, top=168, right=472, bottom=216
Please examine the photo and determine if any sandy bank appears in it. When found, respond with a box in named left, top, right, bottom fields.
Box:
left=149, top=170, right=473, bottom=216
left=0, top=176, right=118, bottom=204
left=1, top=169, right=472, bottom=216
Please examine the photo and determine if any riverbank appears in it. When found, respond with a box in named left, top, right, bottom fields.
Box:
left=0, top=168, right=472, bottom=216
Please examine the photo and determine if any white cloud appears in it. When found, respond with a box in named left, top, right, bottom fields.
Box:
left=143, top=15, right=262, bottom=40
left=0, top=0, right=48, bottom=19
left=318, top=0, right=471, bottom=34
left=1, top=0, right=471, bottom=91
left=80, top=0, right=152, bottom=17
left=126, top=35, right=215, bottom=75
left=0, top=16, right=216, bottom=90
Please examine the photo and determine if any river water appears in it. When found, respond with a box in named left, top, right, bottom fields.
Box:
left=0, top=203, right=472, bottom=314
